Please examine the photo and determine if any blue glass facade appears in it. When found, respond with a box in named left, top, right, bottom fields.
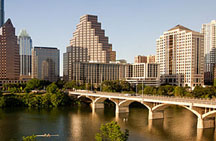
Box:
left=0, top=0, right=4, bottom=27
left=18, top=30, right=33, bottom=76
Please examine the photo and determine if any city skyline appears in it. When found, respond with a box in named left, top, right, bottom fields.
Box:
left=5, top=0, right=216, bottom=76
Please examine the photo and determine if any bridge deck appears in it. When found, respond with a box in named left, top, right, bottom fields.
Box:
left=69, top=91, right=216, bottom=109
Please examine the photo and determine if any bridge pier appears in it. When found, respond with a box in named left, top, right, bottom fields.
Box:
left=91, top=101, right=104, bottom=110
left=148, top=110, right=164, bottom=120
left=197, top=117, right=215, bottom=129
left=116, top=105, right=129, bottom=114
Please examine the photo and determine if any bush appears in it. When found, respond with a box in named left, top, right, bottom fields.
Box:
left=46, top=83, right=59, bottom=94
left=22, top=135, right=37, bottom=141
left=95, top=121, right=129, bottom=141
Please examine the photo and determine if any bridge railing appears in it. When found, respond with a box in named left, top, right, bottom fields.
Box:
left=70, top=90, right=216, bottom=105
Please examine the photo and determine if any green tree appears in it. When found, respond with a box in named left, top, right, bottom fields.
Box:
left=137, top=84, right=145, bottom=93
left=174, top=86, right=185, bottom=97
left=0, top=90, right=2, bottom=97
left=120, top=81, right=132, bottom=92
left=55, top=79, right=65, bottom=89
left=0, top=96, right=6, bottom=107
left=27, top=96, right=42, bottom=107
left=95, top=121, right=129, bottom=141
left=143, top=86, right=155, bottom=94
left=86, top=83, right=95, bottom=91
left=214, top=79, right=216, bottom=87
left=46, top=83, right=59, bottom=94
left=22, top=135, right=37, bottom=141
left=25, top=79, right=43, bottom=92
left=192, top=86, right=205, bottom=98
left=50, top=93, right=65, bottom=107
left=101, top=81, right=114, bottom=92
left=64, top=80, right=78, bottom=90
left=41, top=94, right=52, bottom=107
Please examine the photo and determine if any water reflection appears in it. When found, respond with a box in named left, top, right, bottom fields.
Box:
left=0, top=106, right=216, bottom=141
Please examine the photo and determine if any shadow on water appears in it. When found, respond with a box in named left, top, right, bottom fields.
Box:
left=0, top=103, right=216, bottom=141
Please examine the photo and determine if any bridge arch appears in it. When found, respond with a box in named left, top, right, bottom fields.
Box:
left=77, top=95, right=94, bottom=102
left=152, top=103, right=201, bottom=118
left=94, top=97, right=119, bottom=105
left=202, top=110, right=216, bottom=119
left=119, top=100, right=151, bottom=110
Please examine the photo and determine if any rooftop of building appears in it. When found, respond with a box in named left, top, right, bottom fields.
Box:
left=168, top=25, right=192, bottom=31
left=1, top=18, right=13, bottom=28
left=19, top=29, right=30, bottom=37
left=34, top=46, right=58, bottom=50
left=80, top=14, right=97, bottom=18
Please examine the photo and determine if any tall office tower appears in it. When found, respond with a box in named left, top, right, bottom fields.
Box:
left=147, top=55, right=155, bottom=63
left=63, top=46, right=89, bottom=81
left=156, top=25, right=204, bottom=88
left=201, top=20, right=216, bottom=84
left=70, top=14, right=116, bottom=63
left=32, top=47, right=60, bottom=82
left=18, top=29, right=32, bottom=79
left=0, top=19, right=20, bottom=80
left=0, top=0, right=4, bottom=27
left=134, top=55, right=147, bottom=63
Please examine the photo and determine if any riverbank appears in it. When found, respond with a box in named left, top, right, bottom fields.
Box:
left=0, top=92, right=74, bottom=108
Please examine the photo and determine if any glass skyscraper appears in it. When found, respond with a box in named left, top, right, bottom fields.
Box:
left=0, top=0, right=4, bottom=27
left=18, top=29, right=32, bottom=78
left=32, top=47, right=60, bottom=82
left=201, top=20, right=216, bottom=84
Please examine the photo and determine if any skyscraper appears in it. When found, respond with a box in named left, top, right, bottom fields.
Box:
left=156, top=25, right=204, bottom=88
left=32, top=47, right=60, bottom=82
left=0, top=0, right=4, bottom=27
left=70, top=14, right=116, bottom=63
left=64, top=14, right=117, bottom=82
left=201, top=20, right=216, bottom=84
left=18, top=29, right=32, bottom=78
left=63, top=46, right=89, bottom=81
left=0, top=19, right=20, bottom=80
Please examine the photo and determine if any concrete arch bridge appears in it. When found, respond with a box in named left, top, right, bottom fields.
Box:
left=69, top=90, right=216, bottom=129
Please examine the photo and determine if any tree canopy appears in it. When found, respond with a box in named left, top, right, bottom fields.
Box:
left=95, top=121, right=129, bottom=141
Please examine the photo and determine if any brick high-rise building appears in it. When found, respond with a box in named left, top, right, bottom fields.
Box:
left=156, top=25, right=204, bottom=88
left=63, top=46, right=89, bottom=81
left=134, top=55, right=147, bottom=63
left=147, top=55, right=155, bottom=63
left=70, top=15, right=116, bottom=63
left=0, top=19, right=20, bottom=80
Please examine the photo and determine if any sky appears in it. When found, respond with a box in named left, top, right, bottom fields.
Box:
left=6, top=0, right=216, bottom=76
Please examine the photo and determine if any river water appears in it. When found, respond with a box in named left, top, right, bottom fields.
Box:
left=0, top=104, right=215, bottom=141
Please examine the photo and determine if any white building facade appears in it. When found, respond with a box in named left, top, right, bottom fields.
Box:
left=125, top=63, right=160, bottom=87
left=156, top=25, right=204, bottom=88
left=201, top=20, right=216, bottom=84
